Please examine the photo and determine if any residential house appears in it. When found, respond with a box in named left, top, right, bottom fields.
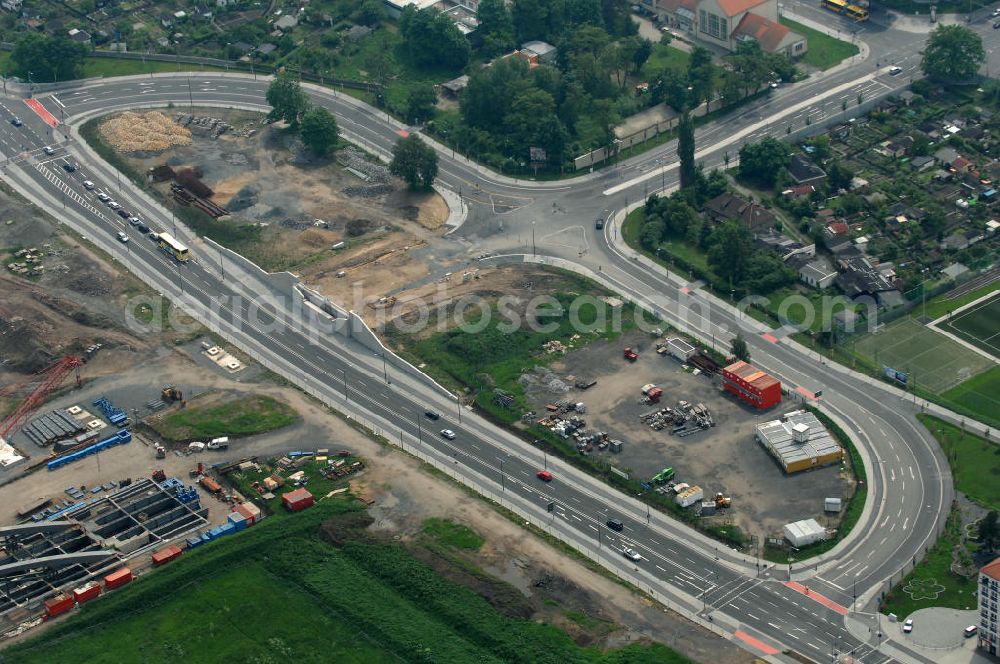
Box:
left=799, top=258, right=837, bottom=289
left=275, top=14, right=298, bottom=30
left=440, top=75, right=469, bottom=98
left=655, top=0, right=806, bottom=56
left=256, top=43, right=277, bottom=56
left=703, top=192, right=777, bottom=232
left=940, top=263, right=969, bottom=280
left=952, top=155, right=974, bottom=173
left=886, top=203, right=925, bottom=223
left=67, top=28, right=91, bottom=43
left=783, top=184, right=815, bottom=199
left=879, top=135, right=912, bottom=158
left=346, top=24, right=372, bottom=42
left=159, top=14, right=174, bottom=28
left=521, top=40, right=557, bottom=65
left=788, top=154, right=826, bottom=186
left=835, top=255, right=897, bottom=302
left=933, top=146, right=960, bottom=168
left=910, top=155, right=935, bottom=172
left=1, top=0, right=22, bottom=11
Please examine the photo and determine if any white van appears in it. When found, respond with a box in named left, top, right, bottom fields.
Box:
left=207, top=437, right=229, bottom=450
left=964, top=625, right=978, bottom=638
left=188, top=441, right=205, bottom=453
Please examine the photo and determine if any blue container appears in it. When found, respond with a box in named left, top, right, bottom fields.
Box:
left=186, top=537, right=203, bottom=549
left=200, top=532, right=212, bottom=543
left=218, top=523, right=236, bottom=536
left=227, top=513, right=247, bottom=531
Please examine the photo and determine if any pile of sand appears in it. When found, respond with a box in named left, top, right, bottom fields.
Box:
left=99, top=111, right=192, bottom=153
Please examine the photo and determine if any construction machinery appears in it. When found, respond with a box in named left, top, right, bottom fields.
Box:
left=154, top=444, right=166, bottom=459
left=623, top=347, right=638, bottom=362
left=651, top=467, right=675, bottom=484
left=0, top=356, right=83, bottom=441
left=713, top=492, right=732, bottom=508
left=161, top=386, right=183, bottom=402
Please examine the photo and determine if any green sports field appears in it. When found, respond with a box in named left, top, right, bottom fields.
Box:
left=939, top=293, right=1000, bottom=360
left=850, top=317, right=994, bottom=393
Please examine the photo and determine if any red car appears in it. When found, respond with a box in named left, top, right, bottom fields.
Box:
left=536, top=470, right=553, bottom=482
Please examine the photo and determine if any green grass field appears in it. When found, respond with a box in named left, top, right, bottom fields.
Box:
left=779, top=17, right=860, bottom=70
left=151, top=394, right=298, bottom=441
left=941, top=366, right=1000, bottom=426
left=422, top=517, right=485, bottom=550
left=921, top=281, right=1000, bottom=320
left=849, top=317, right=994, bottom=394
left=3, top=503, right=692, bottom=664
left=918, top=414, right=1000, bottom=510
left=939, top=293, right=1000, bottom=360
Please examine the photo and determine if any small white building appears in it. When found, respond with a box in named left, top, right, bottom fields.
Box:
left=521, top=40, right=557, bottom=65
left=665, top=337, right=697, bottom=362
left=0, top=437, right=25, bottom=471
left=783, top=518, right=826, bottom=547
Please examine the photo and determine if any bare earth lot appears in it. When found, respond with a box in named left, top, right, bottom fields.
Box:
left=533, top=330, right=847, bottom=540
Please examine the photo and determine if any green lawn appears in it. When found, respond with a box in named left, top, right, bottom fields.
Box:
left=640, top=43, right=690, bottom=80
left=422, top=517, right=485, bottom=551
left=151, top=394, right=298, bottom=441
left=941, top=367, right=1000, bottom=428
left=918, top=413, right=1000, bottom=510
left=920, top=281, right=1000, bottom=321
left=82, top=58, right=230, bottom=79
left=939, top=293, right=1000, bottom=360
left=780, top=17, right=860, bottom=70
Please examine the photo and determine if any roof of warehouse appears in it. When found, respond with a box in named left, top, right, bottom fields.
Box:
left=724, top=361, right=780, bottom=389
left=756, top=411, right=842, bottom=469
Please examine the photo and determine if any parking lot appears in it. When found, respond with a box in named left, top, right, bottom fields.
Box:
left=528, top=330, right=849, bottom=539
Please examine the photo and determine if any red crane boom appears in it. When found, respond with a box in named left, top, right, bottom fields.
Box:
left=0, top=356, right=82, bottom=441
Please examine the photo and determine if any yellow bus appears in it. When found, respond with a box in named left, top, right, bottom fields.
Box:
left=845, top=4, right=869, bottom=20
left=157, top=232, right=190, bottom=262
left=821, top=0, right=848, bottom=13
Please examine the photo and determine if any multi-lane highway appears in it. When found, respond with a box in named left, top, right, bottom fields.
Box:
left=2, top=7, right=995, bottom=661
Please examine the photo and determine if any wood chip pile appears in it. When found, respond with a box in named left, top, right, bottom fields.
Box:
left=99, top=111, right=193, bottom=153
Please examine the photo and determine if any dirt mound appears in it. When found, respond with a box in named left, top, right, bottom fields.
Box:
left=100, top=111, right=192, bottom=153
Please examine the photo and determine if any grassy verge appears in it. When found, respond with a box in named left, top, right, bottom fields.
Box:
left=881, top=506, right=977, bottom=617
left=917, top=414, right=1000, bottom=510
left=421, top=517, right=485, bottom=551
left=940, top=367, right=1000, bottom=430
left=82, top=57, right=230, bottom=78
left=920, top=281, right=1000, bottom=321
left=780, top=18, right=860, bottom=71
left=150, top=394, right=298, bottom=441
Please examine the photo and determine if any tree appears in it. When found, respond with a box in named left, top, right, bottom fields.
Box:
left=477, top=0, right=515, bottom=56
left=826, top=160, right=853, bottom=192
left=299, top=107, right=340, bottom=156
left=10, top=33, right=87, bottom=83
left=738, top=138, right=790, bottom=189
left=920, top=25, right=985, bottom=83
left=678, top=111, right=696, bottom=190
left=632, top=37, right=653, bottom=74
left=707, top=221, right=753, bottom=284
left=981, top=511, right=999, bottom=552
left=687, top=46, right=715, bottom=106
left=400, top=6, right=470, bottom=70
left=730, top=333, right=750, bottom=362
left=405, top=84, right=438, bottom=124
left=356, top=0, right=386, bottom=26
left=266, top=73, right=310, bottom=127
left=390, top=135, right=439, bottom=190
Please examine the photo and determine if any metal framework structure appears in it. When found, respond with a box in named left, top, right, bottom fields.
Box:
left=0, top=356, right=82, bottom=441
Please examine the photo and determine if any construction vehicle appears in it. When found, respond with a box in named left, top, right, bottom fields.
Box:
left=713, top=492, right=732, bottom=508
left=641, top=384, right=663, bottom=403
left=161, top=386, right=183, bottom=402
left=151, top=469, right=167, bottom=483
left=154, top=444, right=166, bottom=459
left=623, top=347, right=638, bottom=362
left=651, top=467, right=675, bottom=484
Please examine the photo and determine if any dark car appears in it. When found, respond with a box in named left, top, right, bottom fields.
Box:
left=62, top=162, right=76, bottom=172
left=10, top=117, right=22, bottom=127
left=117, top=209, right=130, bottom=218
left=424, top=410, right=441, bottom=420
left=136, top=223, right=150, bottom=234
left=606, top=518, right=624, bottom=532
left=595, top=217, right=605, bottom=230
left=993, top=19, right=1000, bottom=28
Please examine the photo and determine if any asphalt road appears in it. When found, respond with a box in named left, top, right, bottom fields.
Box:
left=2, top=10, right=995, bottom=659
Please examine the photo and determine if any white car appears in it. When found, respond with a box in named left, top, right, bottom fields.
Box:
left=903, top=618, right=913, bottom=633
left=888, top=66, right=902, bottom=76
left=992, top=7, right=1000, bottom=16
left=623, top=547, right=642, bottom=561
left=440, top=429, right=456, bottom=440
left=188, top=441, right=205, bottom=452
left=83, top=180, right=95, bottom=190
left=42, top=146, right=55, bottom=155
left=96, top=192, right=110, bottom=202
left=107, top=201, right=121, bottom=210
left=117, top=231, right=130, bottom=243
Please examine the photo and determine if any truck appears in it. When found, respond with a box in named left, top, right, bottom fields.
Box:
left=651, top=467, right=675, bottom=484
left=676, top=485, right=704, bottom=508
left=623, top=347, right=638, bottom=362
left=207, top=437, right=229, bottom=450
left=641, top=384, right=663, bottom=403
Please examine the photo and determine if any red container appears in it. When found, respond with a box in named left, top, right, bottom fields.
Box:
left=722, top=360, right=782, bottom=410
left=282, top=488, right=314, bottom=512
left=72, top=581, right=102, bottom=604
left=234, top=505, right=256, bottom=526
left=151, top=544, right=183, bottom=566
left=44, top=594, right=75, bottom=619
left=104, top=567, right=133, bottom=590
left=199, top=476, right=221, bottom=493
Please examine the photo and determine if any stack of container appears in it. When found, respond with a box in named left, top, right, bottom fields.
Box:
left=237, top=502, right=261, bottom=524
left=151, top=544, right=183, bottom=566
left=44, top=594, right=74, bottom=619
left=227, top=512, right=248, bottom=531
left=103, top=568, right=133, bottom=590
left=186, top=536, right=204, bottom=549
left=72, top=581, right=102, bottom=604
left=282, top=488, right=315, bottom=512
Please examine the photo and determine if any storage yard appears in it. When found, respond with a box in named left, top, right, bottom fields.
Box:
left=530, top=330, right=852, bottom=539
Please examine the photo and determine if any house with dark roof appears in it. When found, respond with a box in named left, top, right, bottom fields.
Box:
left=788, top=154, right=826, bottom=186
left=835, top=255, right=897, bottom=301
left=653, top=0, right=806, bottom=56
left=933, top=146, right=960, bottom=167
left=703, top=192, right=777, bottom=232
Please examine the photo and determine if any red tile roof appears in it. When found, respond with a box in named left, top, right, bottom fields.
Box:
left=983, top=556, right=1000, bottom=581
left=717, top=0, right=770, bottom=17
left=732, top=12, right=791, bottom=51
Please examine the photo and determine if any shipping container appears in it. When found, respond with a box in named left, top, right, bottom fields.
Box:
left=44, top=594, right=74, bottom=619
left=104, top=568, right=133, bottom=590
left=218, top=522, right=236, bottom=536
left=199, top=476, right=222, bottom=493
left=72, top=581, right=102, bottom=603
left=235, top=505, right=256, bottom=526
left=675, top=485, right=704, bottom=508
left=282, top=488, right=315, bottom=512
left=721, top=361, right=781, bottom=410
left=240, top=502, right=262, bottom=522
left=186, top=536, right=203, bottom=549
left=151, top=544, right=183, bottom=566
left=228, top=512, right=247, bottom=531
